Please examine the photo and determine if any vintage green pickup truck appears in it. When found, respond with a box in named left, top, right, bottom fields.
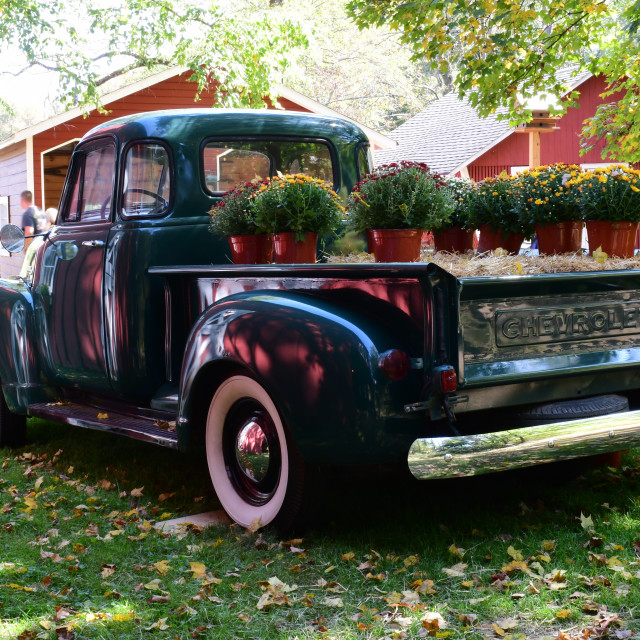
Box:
left=2, top=109, right=640, bottom=531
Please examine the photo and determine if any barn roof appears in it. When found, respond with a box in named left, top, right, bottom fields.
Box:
left=0, top=67, right=394, bottom=151
left=375, top=67, right=592, bottom=175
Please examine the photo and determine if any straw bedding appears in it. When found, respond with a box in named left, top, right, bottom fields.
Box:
left=328, top=249, right=640, bottom=278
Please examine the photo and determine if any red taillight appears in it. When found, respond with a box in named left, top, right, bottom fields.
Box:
left=378, top=349, right=411, bottom=381
left=439, top=367, right=457, bottom=393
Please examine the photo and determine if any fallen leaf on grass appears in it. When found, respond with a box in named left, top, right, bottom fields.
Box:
left=459, top=613, right=477, bottom=626
left=421, top=611, right=447, bottom=635
left=151, top=560, right=171, bottom=575
left=580, top=513, right=594, bottom=530
left=322, top=597, right=344, bottom=608
left=145, top=618, right=169, bottom=631
left=143, top=579, right=163, bottom=591
left=501, top=560, right=531, bottom=574
left=556, top=609, right=572, bottom=619
left=442, top=562, right=467, bottom=577
left=130, top=487, right=144, bottom=497
left=100, top=564, right=116, bottom=578
left=506, top=546, right=523, bottom=561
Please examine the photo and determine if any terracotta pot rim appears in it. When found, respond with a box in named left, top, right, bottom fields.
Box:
left=585, top=220, right=638, bottom=226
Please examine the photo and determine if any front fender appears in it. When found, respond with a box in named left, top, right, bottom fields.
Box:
left=178, top=291, right=424, bottom=465
left=0, top=279, right=41, bottom=412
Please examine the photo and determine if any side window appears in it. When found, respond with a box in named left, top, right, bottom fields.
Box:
left=122, top=143, right=172, bottom=217
left=202, top=139, right=335, bottom=195
left=65, top=144, right=116, bottom=223
left=356, top=143, right=372, bottom=180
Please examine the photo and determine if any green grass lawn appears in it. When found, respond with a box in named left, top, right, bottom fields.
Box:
left=1, top=418, right=639, bottom=639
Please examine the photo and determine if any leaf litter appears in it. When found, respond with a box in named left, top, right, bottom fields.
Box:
left=2, top=442, right=640, bottom=639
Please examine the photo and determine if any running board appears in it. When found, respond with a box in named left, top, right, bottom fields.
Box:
left=28, top=402, right=179, bottom=448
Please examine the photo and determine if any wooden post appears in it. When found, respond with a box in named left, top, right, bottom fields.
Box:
left=529, top=131, right=541, bottom=168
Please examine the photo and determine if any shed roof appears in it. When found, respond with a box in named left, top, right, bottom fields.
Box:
left=375, top=67, right=592, bottom=175
left=0, top=67, right=394, bottom=152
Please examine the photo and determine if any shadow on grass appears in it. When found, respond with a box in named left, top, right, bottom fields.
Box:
left=19, top=418, right=640, bottom=546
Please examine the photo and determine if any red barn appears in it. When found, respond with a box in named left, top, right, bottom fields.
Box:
left=0, top=67, right=391, bottom=276
left=375, top=69, right=627, bottom=179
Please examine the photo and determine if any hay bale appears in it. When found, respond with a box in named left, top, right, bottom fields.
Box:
left=328, top=249, right=640, bottom=277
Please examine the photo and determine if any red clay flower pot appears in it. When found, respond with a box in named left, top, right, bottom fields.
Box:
left=535, top=221, right=583, bottom=255
left=477, top=226, right=524, bottom=255
left=228, top=234, right=273, bottom=264
left=272, top=232, right=318, bottom=263
left=586, top=220, right=638, bottom=258
left=433, top=227, right=475, bottom=253
left=367, top=228, right=422, bottom=262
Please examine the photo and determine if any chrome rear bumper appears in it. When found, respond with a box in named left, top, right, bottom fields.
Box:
left=408, top=409, right=640, bottom=479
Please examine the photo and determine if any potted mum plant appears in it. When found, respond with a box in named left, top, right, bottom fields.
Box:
left=348, top=161, right=455, bottom=262
left=253, top=173, right=345, bottom=263
left=514, top=164, right=584, bottom=254
left=209, top=182, right=273, bottom=264
left=468, top=174, right=534, bottom=254
left=567, top=165, right=640, bottom=258
left=430, top=177, right=475, bottom=253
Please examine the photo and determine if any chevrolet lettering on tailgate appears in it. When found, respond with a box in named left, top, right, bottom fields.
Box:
left=496, top=301, right=640, bottom=346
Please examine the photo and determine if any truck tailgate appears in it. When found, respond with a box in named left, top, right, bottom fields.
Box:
left=458, top=269, right=640, bottom=388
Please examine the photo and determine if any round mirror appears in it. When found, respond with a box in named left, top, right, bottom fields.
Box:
left=0, top=224, right=25, bottom=254
left=55, top=242, right=78, bottom=261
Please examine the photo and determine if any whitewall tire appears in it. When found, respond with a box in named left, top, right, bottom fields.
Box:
left=206, top=375, right=305, bottom=530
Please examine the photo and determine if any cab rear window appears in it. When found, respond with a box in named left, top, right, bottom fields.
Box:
left=202, top=138, right=335, bottom=194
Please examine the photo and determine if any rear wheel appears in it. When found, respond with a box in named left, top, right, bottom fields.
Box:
left=0, top=390, right=26, bottom=448
left=205, top=375, right=309, bottom=531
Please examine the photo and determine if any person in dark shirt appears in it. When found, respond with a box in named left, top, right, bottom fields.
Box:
left=20, top=190, right=40, bottom=250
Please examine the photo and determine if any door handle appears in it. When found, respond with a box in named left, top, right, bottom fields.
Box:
left=82, top=240, right=105, bottom=248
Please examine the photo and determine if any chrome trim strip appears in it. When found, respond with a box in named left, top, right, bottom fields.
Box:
left=164, top=281, right=172, bottom=382
left=408, top=410, right=640, bottom=479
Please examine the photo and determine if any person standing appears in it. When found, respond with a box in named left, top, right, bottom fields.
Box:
left=20, top=190, right=40, bottom=249
left=20, top=207, right=57, bottom=279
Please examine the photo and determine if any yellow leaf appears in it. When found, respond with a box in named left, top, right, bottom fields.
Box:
left=145, top=617, right=169, bottom=631
left=40, top=620, right=53, bottom=630
left=112, top=612, right=135, bottom=622
left=23, top=497, right=37, bottom=510
left=556, top=609, right=572, bottom=618
left=580, top=513, right=594, bottom=529
left=188, top=562, right=207, bottom=579
left=342, top=552, right=355, bottom=562
left=8, top=583, right=35, bottom=592
left=152, top=559, right=171, bottom=575
left=513, top=262, right=524, bottom=275
left=593, top=246, right=608, bottom=264
left=542, top=540, right=556, bottom=552
left=404, top=554, right=420, bottom=567
left=144, top=578, right=162, bottom=590
left=507, top=546, right=523, bottom=561
left=501, top=560, right=530, bottom=574
left=35, top=476, right=44, bottom=490
left=246, top=517, right=262, bottom=533
left=606, top=556, right=625, bottom=567
left=97, top=412, right=109, bottom=419
left=448, top=544, right=465, bottom=559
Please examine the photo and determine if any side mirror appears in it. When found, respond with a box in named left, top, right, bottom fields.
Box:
left=55, top=242, right=78, bottom=260
left=0, top=224, right=25, bottom=254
